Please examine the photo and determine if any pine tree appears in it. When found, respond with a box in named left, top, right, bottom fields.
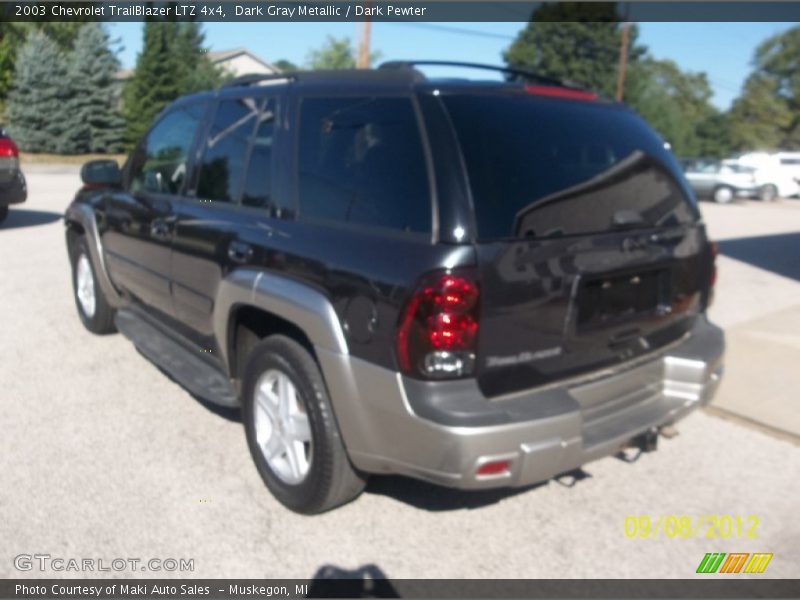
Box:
left=122, top=20, right=221, bottom=146
left=0, top=23, right=83, bottom=109
left=175, top=22, right=223, bottom=92
left=122, top=21, right=184, bottom=146
left=5, top=31, right=71, bottom=152
left=63, top=24, right=125, bottom=154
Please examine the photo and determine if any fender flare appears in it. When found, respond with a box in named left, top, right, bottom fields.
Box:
left=65, top=203, right=123, bottom=308
left=213, top=268, right=349, bottom=376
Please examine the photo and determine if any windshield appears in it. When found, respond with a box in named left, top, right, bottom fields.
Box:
left=442, top=93, right=698, bottom=240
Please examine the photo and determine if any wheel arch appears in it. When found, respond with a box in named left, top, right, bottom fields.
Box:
left=214, top=269, right=349, bottom=381
left=64, top=203, right=123, bottom=307
left=227, top=304, right=317, bottom=380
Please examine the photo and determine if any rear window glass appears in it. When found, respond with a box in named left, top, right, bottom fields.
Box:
left=297, top=96, right=431, bottom=234
left=442, top=93, right=697, bottom=239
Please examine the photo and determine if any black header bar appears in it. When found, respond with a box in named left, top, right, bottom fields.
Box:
left=2, top=578, right=800, bottom=599
left=2, top=1, right=800, bottom=22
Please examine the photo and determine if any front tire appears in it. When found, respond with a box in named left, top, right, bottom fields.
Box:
left=0, top=206, right=8, bottom=224
left=242, top=335, right=366, bottom=514
left=760, top=184, right=778, bottom=202
left=71, top=237, right=116, bottom=334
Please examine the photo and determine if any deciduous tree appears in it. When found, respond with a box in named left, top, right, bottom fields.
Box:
left=306, top=36, right=380, bottom=70
left=503, top=3, right=646, bottom=97
left=729, top=26, right=799, bottom=150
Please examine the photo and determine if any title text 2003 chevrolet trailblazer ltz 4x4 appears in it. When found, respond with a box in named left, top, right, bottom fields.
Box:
left=65, top=62, right=724, bottom=514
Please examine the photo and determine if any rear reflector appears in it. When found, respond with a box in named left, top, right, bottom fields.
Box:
left=476, top=460, right=510, bottom=477
left=524, top=84, right=598, bottom=102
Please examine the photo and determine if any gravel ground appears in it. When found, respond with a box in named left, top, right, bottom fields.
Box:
left=1, top=167, right=798, bottom=580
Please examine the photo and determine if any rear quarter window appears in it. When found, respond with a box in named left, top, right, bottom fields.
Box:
left=297, top=96, right=431, bottom=234
left=442, top=93, right=697, bottom=240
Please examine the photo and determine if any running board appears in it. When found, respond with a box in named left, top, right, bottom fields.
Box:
left=115, top=310, right=239, bottom=408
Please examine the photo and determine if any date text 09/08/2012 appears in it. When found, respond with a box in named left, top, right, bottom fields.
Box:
left=32, top=3, right=429, bottom=18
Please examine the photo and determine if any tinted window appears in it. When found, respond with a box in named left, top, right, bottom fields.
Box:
left=129, top=103, right=205, bottom=195
left=298, top=97, right=430, bottom=233
left=442, top=94, right=697, bottom=239
left=242, top=99, right=277, bottom=209
left=197, top=97, right=261, bottom=203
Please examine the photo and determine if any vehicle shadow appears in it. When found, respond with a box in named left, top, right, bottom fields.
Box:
left=364, top=469, right=589, bottom=511
left=307, top=564, right=399, bottom=598
left=0, top=208, right=62, bottom=230
left=717, top=232, right=800, bottom=282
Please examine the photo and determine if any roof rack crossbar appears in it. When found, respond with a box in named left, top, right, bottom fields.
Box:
left=378, top=60, right=572, bottom=88
left=221, top=73, right=296, bottom=88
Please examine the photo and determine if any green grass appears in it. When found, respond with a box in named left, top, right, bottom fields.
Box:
left=20, top=152, right=127, bottom=166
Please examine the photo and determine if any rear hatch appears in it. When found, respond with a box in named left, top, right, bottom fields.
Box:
left=441, top=90, right=713, bottom=398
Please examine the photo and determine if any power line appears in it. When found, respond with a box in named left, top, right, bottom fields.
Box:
left=388, top=22, right=745, bottom=98
left=389, top=22, right=517, bottom=42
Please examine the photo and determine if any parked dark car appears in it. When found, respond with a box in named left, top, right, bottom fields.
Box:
left=0, top=129, right=27, bottom=223
left=64, top=62, right=724, bottom=514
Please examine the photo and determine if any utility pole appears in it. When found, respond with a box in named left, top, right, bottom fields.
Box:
left=615, top=21, right=631, bottom=102
left=357, top=10, right=371, bottom=69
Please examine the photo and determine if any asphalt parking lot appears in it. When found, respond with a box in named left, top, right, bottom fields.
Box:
left=1, top=165, right=798, bottom=580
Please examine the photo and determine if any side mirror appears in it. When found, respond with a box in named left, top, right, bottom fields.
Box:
left=80, top=159, right=122, bottom=189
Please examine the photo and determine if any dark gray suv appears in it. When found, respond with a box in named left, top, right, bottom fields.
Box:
left=65, top=62, right=724, bottom=513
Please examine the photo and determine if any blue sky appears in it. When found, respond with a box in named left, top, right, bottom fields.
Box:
left=109, top=21, right=796, bottom=110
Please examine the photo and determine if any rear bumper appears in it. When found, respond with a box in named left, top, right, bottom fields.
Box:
left=319, top=317, right=724, bottom=489
left=0, top=170, right=27, bottom=206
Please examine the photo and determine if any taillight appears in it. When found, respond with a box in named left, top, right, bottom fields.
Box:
left=0, top=138, right=19, bottom=158
left=396, top=271, right=480, bottom=379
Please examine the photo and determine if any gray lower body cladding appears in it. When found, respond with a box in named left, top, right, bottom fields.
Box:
left=318, top=317, right=724, bottom=489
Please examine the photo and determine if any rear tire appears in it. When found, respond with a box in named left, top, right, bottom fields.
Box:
left=71, top=236, right=116, bottom=334
left=242, top=335, right=366, bottom=514
left=0, top=206, right=8, bottom=224
left=712, top=186, right=734, bottom=204
left=760, top=184, right=778, bottom=202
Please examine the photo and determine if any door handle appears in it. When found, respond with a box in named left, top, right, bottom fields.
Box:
left=228, top=241, right=253, bottom=264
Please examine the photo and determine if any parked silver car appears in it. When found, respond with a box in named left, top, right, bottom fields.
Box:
left=682, top=159, right=758, bottom=204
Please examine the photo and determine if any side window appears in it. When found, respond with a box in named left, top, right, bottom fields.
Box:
left=196, top=97, right=262, bottom=203
left=242, top=98, right=277, bottom=209
left=129, top=103, right=205, bottom=195
left=297, top=96, right=431, bottom=233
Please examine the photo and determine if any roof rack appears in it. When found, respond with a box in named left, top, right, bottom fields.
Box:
left=221, top=73, right=296, bottom=88
left=378, top=60, right=575, bottom=88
